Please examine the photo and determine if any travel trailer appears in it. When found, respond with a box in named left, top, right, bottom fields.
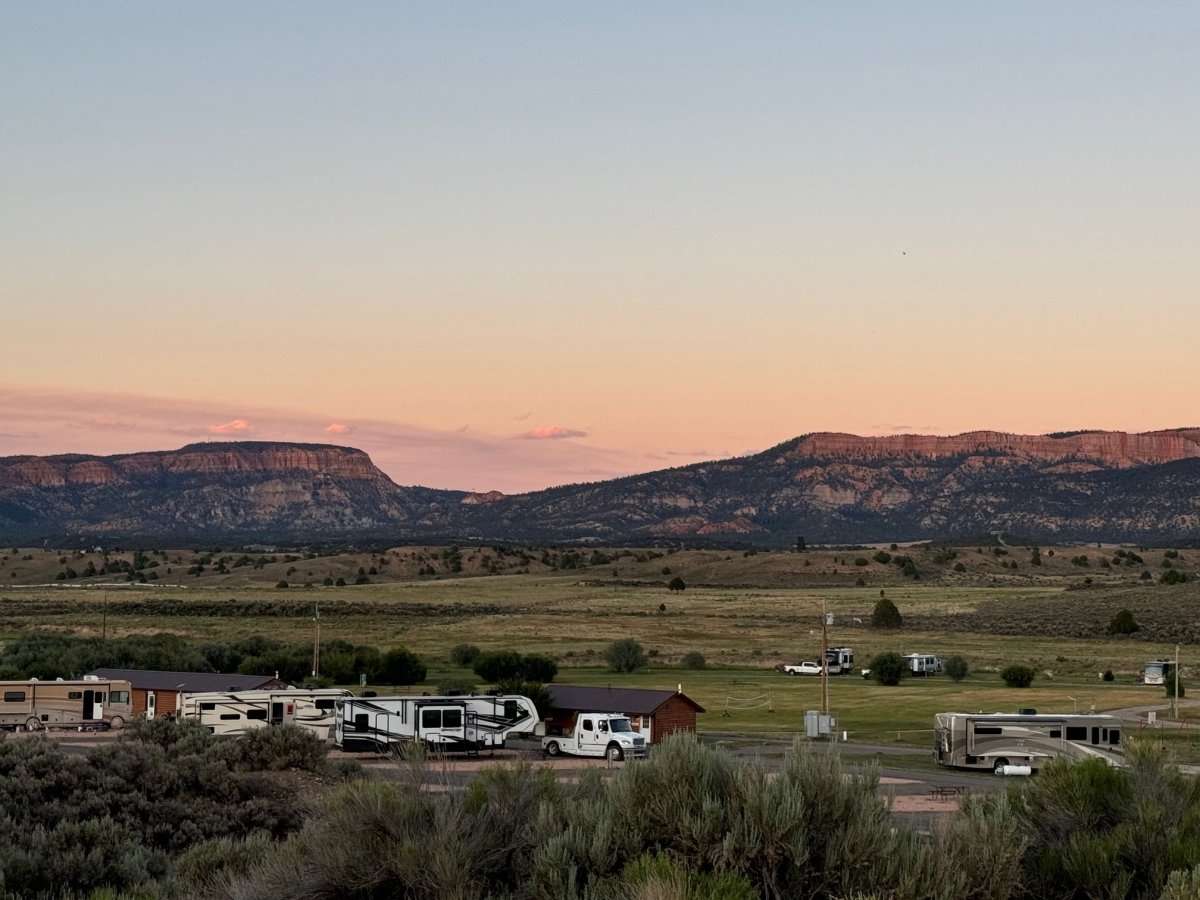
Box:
left=826, top=647, right=854, bottom=674
left=934, top=711, right=1124, bottom=772
left=0, top=677, right=134, bottom=731
left=543, top=712, right=648, bottom=760
left=177, top=688, right=351, bottom=737
left=335, top=693, right=542, bottom=753
left=905, top=654, right=943, bottom=676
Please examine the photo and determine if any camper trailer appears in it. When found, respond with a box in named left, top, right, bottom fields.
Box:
left=177, top=688, right=351, bottom=737
left=0, top=677, right=134, bottom=731
left=825, top=647, right=855, bottom=674
left=905, top=654, right=943, bottom=676
left=934, top=712, right=1124, bottom=772
left=336, top=693, right=542, bottom=753
left=1143, top=658, right=1177, bottom=686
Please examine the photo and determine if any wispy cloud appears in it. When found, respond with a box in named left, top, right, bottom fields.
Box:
left=516, top=426, right=588, bottom=440
left=513, top=411, right=531, bottom=421
left=324, top=422, right=351, bottom=435
left=209, top=418, right=251, bottom=435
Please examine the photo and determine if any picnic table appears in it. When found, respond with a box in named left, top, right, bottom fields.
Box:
left=929, top=785, right=968, bottom=801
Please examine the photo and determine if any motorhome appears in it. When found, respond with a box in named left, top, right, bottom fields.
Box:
left=335, top=693, right=542, bottom=753
left=0, top=677, right=134, bottom=731
left=934, top=712, right=1124, bottom=772
left=826, top=647, right=854, bottom=674
left=177, top=688, right=351, bottom=737
left=543, top=712, right=648, bottom=760
left=905, top=654, right=943, bottom=676
left=1143, top=658, right=1177, bottom=686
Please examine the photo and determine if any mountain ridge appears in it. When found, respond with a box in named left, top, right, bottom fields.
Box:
left=2, top=429, right=1199, bottom=545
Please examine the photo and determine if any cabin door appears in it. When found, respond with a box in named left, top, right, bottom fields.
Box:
left=146, top=691, right=156, bottom=720
left=419, top=706, right=465, bottom=747
left=83, top=689, right=100, bottom=720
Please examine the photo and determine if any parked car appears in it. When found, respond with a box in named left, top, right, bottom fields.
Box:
left=783, top=661, right=823, bottom=676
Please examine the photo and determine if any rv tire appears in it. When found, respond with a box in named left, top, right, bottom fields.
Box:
left=108, top=716, right=125, bottom=730
left=545, top=740, right=561, bottom=757
left=25, top=717, right=40, bottom=732
left=607, top=742, right=624, bottom=762
left=993, top=758, right=1009, bottom=774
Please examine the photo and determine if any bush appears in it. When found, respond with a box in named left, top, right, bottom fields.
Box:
left=520, top=653, right=558, bottom=683
left=472, top=649, right=524, bottom=683
left=667, top=575, right=686, bottom=591
left=604, top=638, right=648, bottom=673
left=437, top=676, right=477, bottom=695
left=449, top=643, right=481, bottom=666
left=869, top=652, right=907, bottom=686
left=1166, top=679, right=1185, bottom=699
left=494, top=678, right=553, bottom=719
left=379, top=647, right=426, bottom=685
left=872, top=550, right=892, bottom=564
left=871, top=596, right=902, bottom=629
left=680, top=651, right=706, bottom=670
left=1000, top=664, right=1036, bottom=688
left=1108, top=608, right=1140, bottom=635
left=1103, top=669, right=1115, bottom=682
left=943, top=655, right=969, bottom=682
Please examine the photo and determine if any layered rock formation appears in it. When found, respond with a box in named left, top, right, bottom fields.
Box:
left=3, top=431, right=1200, bottom=545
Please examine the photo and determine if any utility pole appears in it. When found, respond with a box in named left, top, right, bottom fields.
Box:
left=821, top=598, right=830, bottom=716
left=102, top=591, right=107, bottom=641
left=1174, top=643, right=1180, bottom=719
left=311, top=602, right=321, bottom=678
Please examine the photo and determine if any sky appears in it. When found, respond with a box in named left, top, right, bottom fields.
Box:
left=2, top=4, right=1198, bottom=492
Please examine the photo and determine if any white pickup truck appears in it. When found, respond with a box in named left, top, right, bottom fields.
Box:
left=542, top=713, right=648, bottom=760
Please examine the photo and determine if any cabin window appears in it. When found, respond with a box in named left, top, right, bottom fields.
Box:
left=219, top=713, right=241, bottom=720
left=1066, top=726, right=1087, bottom=741
left=641, top=716, right=651, bottom=728
left=3, top=691, right=25, bottom=703
left=1049, top=729, right=1062, bottom=738
left=315, top=700, right=336, bottom=711
left=443, top=709, right=463, bottom=728
left=111, top=691, right=129, bottom=704
left=422, top=709, right=441, bottom=729
left=974, top=726, right=1002, bottom=735
left=68, top=691, right=83, bottom=700
left=246, top=709, right=268, bottom=720
left=200, top=703, right=216, bottom=711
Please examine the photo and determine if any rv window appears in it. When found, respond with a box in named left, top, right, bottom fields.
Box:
left=219, top=713, right=241, bottom=720
left=111, top=691, right=129, bottom=704
left=68, top=691, right=83, bottom=700
left=422, top=709, right=441, bottom=729
left=315, top=700, right=336, bottom=711
left=1109, top=729, right=1120, bottom=745
left=1049, top=730, right=1062, bottom=738
left=354, top=713, right=369, bottom=733
left=246, top=709, right=268, bottom=720
left=974, top=726, right=1002, bottom=735
left=95, top=692, right=105, bottom=702
left=504, top=700, right=519, bottom=719
left=200, top=703, right=216, bottom=711
left=3, top=692, right=25, bottom=703
left=443, top=709, right=463, bottom=728
left=1066, top=726, right=1087, bottom=741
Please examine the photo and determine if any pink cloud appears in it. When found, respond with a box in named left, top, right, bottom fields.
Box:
left=324, top=422, right=352, bottom=435
left=209, top=418, right=251, bottom=435
left=516, top=426, right=588, bottom=440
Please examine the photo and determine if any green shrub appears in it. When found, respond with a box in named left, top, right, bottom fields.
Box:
left=667, top=575, right=686, bottom=591
left=448, top=643, right=481, bottom=666
left=871, top=596, right=902, bottom=629
left=437, top=676, right=477, bottom=694
left=943, top=655, right=969, bottom=682
left=680, top=651, right=706, bottom=670
left=1108, top=608, right=1140, bottom=635
left=379, top=647, right=426, bottom=685
left=1000, top=664, right=1036, bottom=688
left=604, top=638, right=648, bottom=673
left=872, top=550, right=892, bottom=564
left=869, top=652, right=907, bottom=686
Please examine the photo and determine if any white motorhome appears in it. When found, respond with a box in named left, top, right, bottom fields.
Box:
left=1143, top=658, right=1177, bottom=686
left=335, top=693, right=541, bottom=753
left=905, top=654, right=942, bottom=676
left=934, top=712, right=1124, bottom=772
left=0, top=677, right=133, bottom=731
left=177, top=688, right=351, bottom=737
left=542, top=713, right=648, bottom=760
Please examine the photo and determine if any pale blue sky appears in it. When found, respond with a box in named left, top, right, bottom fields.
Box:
left=2, top=4, right=1198, bottom=490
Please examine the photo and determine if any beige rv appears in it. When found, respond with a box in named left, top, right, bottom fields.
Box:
left=0, top=677, right=134, bottom=731
left=178, top=688, right=351, bottom=738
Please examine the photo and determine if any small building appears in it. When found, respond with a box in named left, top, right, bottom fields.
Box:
left=546, top=684, right=705, bottom=745
left=87, top=668, right=283, bottom=720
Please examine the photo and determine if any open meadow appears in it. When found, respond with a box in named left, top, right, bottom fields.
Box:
left=2, top=543, right=1197, bottom=752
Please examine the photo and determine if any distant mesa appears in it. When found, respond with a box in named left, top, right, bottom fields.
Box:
left=3, top=428, right=1200, bottom=546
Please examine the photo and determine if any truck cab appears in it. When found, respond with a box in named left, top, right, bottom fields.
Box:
left=542, top=713, right=648, bottom=760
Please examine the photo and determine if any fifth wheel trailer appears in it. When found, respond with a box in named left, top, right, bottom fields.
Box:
left=177, top=688, right=351, bottom=737
left=934, top=712, right=1124, bottom=772
left=336, top=694, right=542, bottom=753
